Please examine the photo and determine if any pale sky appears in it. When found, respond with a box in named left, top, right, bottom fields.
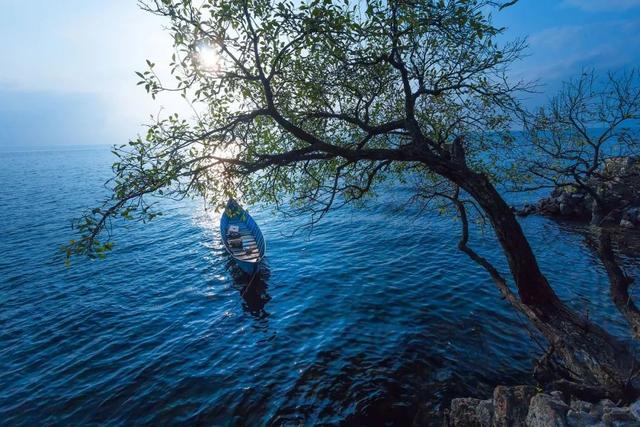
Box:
left=1, top=0, right=639, bottom=149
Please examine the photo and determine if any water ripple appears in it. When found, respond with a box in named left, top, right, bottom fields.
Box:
left=1, top=148, right=638, bottom=425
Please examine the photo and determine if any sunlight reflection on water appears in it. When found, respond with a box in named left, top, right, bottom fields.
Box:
left=0, top=147, right=638, bottom=425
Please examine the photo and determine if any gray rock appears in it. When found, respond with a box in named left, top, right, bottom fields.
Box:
left=599, top=399, right=616, bottom=408
left=475, top=399, right=493, bottom=427
left=627, top=207, right=640, bottom=223
left=620, top=219, right=635, bottom=228
left=630, top=400, right=640, bottom=421
left=566, top=409, right=602, bottom=427
left=602, top=209, right=623, bottom=226
left=604, top=156, right=639, bottom=178
left=539, top=198, right=561, bottom=215
left=590, top=400, right=615, bottom=419
left=529, top=155, right=640, bottom=225
left=450, top=397, right=481, bottom=427
left=494, top=385, right=537, bottom=427
left=570, top=400, right=593, bottom=413
left=602, top=406, right=640, bottom=426
left=525, top=394, right=569, bottom=427
left=569, top=413, right=603, bottom=427
left=551, top=391, right=566, bottom=402
left=559, top=192, right=572, bottom=204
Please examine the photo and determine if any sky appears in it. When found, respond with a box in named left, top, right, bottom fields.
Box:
left=0, top=0, right=639, bottom=149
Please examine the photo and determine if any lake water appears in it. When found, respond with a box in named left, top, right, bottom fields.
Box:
left=0, top=147, right=637, bottom=426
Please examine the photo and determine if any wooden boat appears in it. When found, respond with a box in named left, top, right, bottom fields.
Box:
left=220, top=199, right=266, bottom=275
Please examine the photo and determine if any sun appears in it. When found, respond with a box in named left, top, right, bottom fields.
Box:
left=195, top=42, right=220, bottom=73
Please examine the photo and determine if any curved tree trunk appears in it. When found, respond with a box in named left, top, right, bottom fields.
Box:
left=440, top=164, right=640, bottom=401
left=461, top=172, right=560, bottom=309
left=597, top=229, right=640, bottom=339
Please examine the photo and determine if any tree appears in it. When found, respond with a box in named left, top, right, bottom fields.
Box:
left=520, top=70, right=640, bottom=340
left=521, top=69, right=640, bottom=225
left=68, top=0, right=639, bottom=400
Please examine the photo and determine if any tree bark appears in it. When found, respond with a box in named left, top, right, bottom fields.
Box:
left=437, top=163, right=640, bottom=401
left=460, top=171, right=560, bottom=309
left=597, top=230, right=640, bottom=339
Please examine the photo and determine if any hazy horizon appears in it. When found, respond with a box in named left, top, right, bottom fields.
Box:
left=1, top=0, right=640, bottom=149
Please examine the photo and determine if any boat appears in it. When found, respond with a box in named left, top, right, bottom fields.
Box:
left=219, top=199, right=266, bottom=275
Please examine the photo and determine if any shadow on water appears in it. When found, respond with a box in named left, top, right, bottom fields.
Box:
left=552, top=219, right=640, bottom=267
left=225, top=259, right=272, bottom=318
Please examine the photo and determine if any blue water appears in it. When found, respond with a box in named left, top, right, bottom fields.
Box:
left=0, top=147, right=638, bottom=426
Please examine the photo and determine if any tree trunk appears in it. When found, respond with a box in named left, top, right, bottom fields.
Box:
left=461, top=172, right=560, bottom=309
left=597, top=229, right=640, bottom=339
left=442, top=165, right=639, bottom=401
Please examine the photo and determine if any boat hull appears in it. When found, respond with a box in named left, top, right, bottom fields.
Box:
left=220, top=199, right=266, bottom=275
left=236, top=259, right=260, bottom=275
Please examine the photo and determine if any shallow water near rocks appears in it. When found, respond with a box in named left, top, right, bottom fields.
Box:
left=1, top=147, right=638, bottom=425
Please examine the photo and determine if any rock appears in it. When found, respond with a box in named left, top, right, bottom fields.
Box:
left=630, top=400, right=640, bottom=420
left=589, top=400, right=616, bottom=419
left=446, top=385, right=640, bottom=427
left=629, top=207, right=640, bottom=222
left=559, top=192, right=572, bottom=205
left=623, top=206, right=640, bottom=225
left=602, top=406, right=640, bottom=426
left=525, top=393, right=569, bottom=427
left=599, top=399, right=616, bottom=408
left=621, top=219, right=635, bottom=228
left=445, top=398, right=495, bottom=427
left=570, top=400, right=593, bottom=413
left=539, top=198, right=561, bottom=215
left=475, top=399, right=493, bottom=427
left=552, top=187, right=564, bottom=198
left=604, top=156, right=640, bottom=178
left=560, top=202, right=572, bottom=216
left=601, top=209, right=623, bottom=227
left=450, top=398, right=481, bottom=427
left=493, top=385, right=536, bottom=427
left=526, top=156, right=640, bottom=226
left=565, top=409, right=601, bottom=427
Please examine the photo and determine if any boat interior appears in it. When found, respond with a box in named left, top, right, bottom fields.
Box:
left=226, top=222, right=261, bottom=262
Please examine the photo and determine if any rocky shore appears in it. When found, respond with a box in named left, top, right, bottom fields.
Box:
left=446, top=385, right=640, bottom=426
left=517, top=156, right=640, bottom=229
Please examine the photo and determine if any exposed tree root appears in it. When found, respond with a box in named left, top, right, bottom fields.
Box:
left=530, top=306, right=640, bottom=402
left=451, top=191, right=640, bottom=402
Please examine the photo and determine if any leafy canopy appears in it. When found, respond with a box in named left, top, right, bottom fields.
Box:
left=67, top=0, right=525, bottom=259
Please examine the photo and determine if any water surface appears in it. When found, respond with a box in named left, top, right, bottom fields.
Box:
left=0, top=147, right=637, bottom=425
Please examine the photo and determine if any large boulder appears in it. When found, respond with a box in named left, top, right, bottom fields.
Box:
left=475, top=399, right=493, bottom=427
left=601, top=406, right=640, bottom=426
left=449, top=398, right=482, bottom=427
left=525, top=393, right=569, bottom=427
left=493, top=385, right=537, bottom=427
left=623, top=206, right=640, bottom=226
left=630, top=399, right=640, bottom=420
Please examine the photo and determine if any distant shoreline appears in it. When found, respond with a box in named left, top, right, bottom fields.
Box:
left=0, top=143, right=112, bottom=154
